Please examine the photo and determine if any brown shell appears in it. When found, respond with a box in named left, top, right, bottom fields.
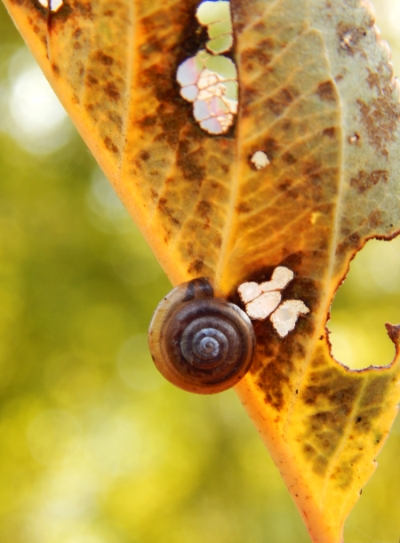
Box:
left=148, top=278, right=256, bottom=394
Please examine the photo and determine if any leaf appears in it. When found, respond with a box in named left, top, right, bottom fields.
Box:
left=2, top=0, right=400, bottom=542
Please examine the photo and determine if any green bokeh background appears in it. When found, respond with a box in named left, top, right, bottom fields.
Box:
left=0, top=2, right=399, bottom=542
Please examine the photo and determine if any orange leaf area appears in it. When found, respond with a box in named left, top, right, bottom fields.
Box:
left=2, top=0, right=400, bottom=542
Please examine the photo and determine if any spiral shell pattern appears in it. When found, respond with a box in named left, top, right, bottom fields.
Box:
left=148, top=278, right=256, bottom=394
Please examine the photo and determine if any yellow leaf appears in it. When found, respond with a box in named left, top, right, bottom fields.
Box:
left=2, top=1, right=400, bottom=542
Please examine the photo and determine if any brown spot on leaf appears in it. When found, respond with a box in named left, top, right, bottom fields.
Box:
left=74, top=2, right=93, bottom=19
left=188, top=259, right=205, bottom=274
left=368, top=210, right=382, bottom=228
left=360, top=375, right=392, bottom=408
left=196, top=200, right=212, bottom=219
left=366, top=70, right=381, bottom=91
left=139, top=150, right=150, bottom=162
left=313, top=455, right=329, bottom=476
left=303, top=443, right=316, bottom=459
left=260, top=137, right=281, bottom=160
left=257, top=356, right=294, bottom=411
left=357, top=94, right=400, bottom=156
left=350, top=170, right=388, bottom=193
left=94, top=50, right=114, bottom=66
left=107, top=111, right=123, bottom=131
left=316, top=81, right=336, bottom=102
left=137, top=115, right=157, bottom=129
left=104, top=137, right=118, bottom=154
left=157, top=198, right=181, bottom=227
left=149, top=187, right=158, bottom=201
left=237, top=202, right=251, bottom=214
left=214, top=234, right=222, bottom=248
left=265, top=87, right=297, bottom=116
left=349, top=233, right=360, bottom=245
left=104, top=82, right=120, bottom=101
left=331, top=463, right=354, bottom=489
left=241, top=41, right=273, bottom=72
left=282, top=152, right=297, bottom=165
left=87, top=74, right=98, bottom=86
left=176, top=147, right=206, bottom=184
left=352, top=406, right=382, bottom=434
left=322, top=127, right=336, bottom=138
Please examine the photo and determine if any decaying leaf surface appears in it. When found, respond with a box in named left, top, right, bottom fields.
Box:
left=2, top=0, right=400, bottom=542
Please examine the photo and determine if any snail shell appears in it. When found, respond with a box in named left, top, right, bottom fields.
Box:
left=148, top=278, right=256, bottom=394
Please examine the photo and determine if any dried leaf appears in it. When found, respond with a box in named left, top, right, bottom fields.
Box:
left=2, top=0, right=400, bottom=542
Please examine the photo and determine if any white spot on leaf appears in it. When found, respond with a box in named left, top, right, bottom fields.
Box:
left=238, top=266, right=309, bottom=337
left=349, top=133, right=360, bottom=144
left=260, top=266, right=294, bottom=292
left=244, top=291, right=282, bottom=320
left=237, top=281, right=262, bottom=303
left=251, top=151, right=270, bottom=170
left=238, top=267, right=294, bottom=304
left=340, top=31, right=354, bottom=50
left=38, top=0, right=64, bottom=12
left=270, top=300, right=310, bottom=338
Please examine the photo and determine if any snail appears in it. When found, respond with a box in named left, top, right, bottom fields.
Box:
left=148, top=278, right=256, bottom=394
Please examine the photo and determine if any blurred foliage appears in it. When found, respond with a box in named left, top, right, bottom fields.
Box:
left=0, top=1, right=399, bottom=542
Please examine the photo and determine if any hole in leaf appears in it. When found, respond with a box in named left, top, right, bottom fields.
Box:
left=328, top=237, right=400, bottom=370
left=197, top=0, right=233, bottom=55
left=176, top=0, right=238, bottom=135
